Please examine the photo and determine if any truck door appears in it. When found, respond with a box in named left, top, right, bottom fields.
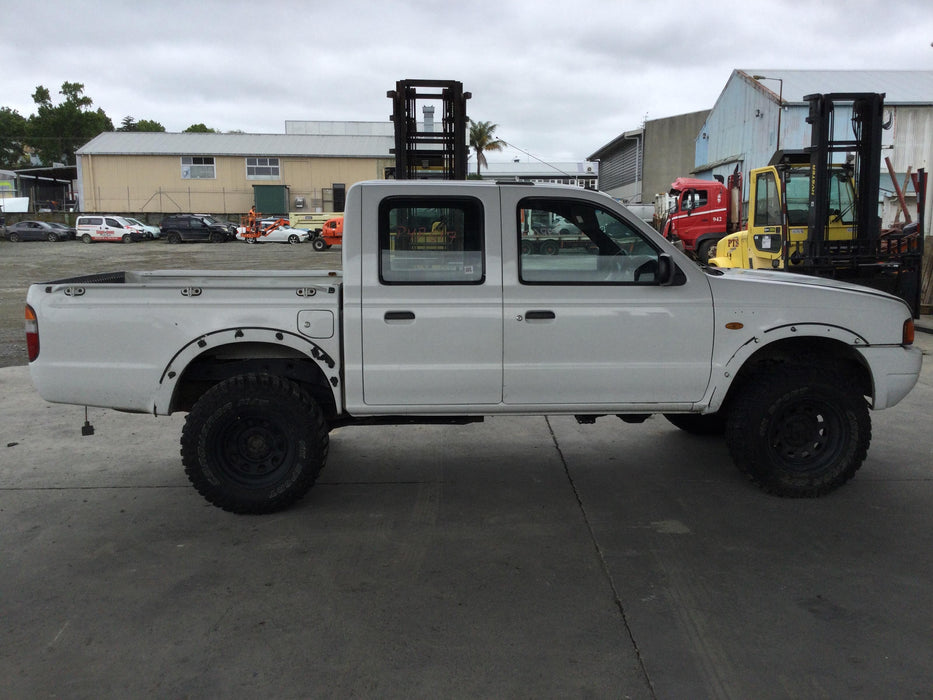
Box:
left=358, top=187, right=503, bottom=406
left=745, top=168, right=785, bottom=267
left=500, top=189, right=714, bottom=406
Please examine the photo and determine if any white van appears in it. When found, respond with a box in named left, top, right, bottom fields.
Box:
left=75, top=216, right=144, bottom=243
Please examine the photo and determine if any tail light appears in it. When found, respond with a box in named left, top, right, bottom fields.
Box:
left=25, top=305, right=39, bottom=361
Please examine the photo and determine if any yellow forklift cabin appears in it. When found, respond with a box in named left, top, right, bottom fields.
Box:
left=746, top=159, right=856, bottom=269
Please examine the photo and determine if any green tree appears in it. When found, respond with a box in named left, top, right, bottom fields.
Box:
left=119, top=116, right=166, bottom=132
left=184, top=123, right=216, bottom=133
left=0, top=107, right=29, bottom=169
left=136, top=119, right=165, bottom=132
left=26, top=82, right=113, bottom=165
left=469, top=120, right=504, bottom=176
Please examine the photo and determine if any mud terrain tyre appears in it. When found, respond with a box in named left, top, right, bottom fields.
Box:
left=725, top=364, right=870, bottom=497
left=181, top=374, right=329, bottom=514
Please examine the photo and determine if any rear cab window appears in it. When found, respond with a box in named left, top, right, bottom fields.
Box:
left=378, top=197, right=485, bottom=284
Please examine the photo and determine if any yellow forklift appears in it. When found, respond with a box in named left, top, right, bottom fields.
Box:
left=710, top=93, right=925, bottom=317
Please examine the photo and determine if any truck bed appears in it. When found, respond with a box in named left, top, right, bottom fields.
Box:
left=27, top=269, right=344, bottom=415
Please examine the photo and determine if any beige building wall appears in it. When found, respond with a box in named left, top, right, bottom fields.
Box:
left=78, top=154, right=392, bottom=215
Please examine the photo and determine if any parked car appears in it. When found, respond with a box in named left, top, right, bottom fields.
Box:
left=75, top=215, right=145, bottom=243
left=3, top=220, right=73, bottom=242
left=159, top=214, right=237, bottom=243
left=122, top=217, right=161, bottom=239
left=236, top=219, right=310, bottom=244
left=47, top=222, right=77, bottom=239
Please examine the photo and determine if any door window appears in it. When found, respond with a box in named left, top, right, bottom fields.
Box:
left=518, top=198, right=661, bottom=284
left=753, top=171, right=782, bottom=227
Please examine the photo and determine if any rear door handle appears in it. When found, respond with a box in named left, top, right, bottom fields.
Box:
left=523, top=310, right=556, bottom=321
left=384, top=310, right=416, bottom=322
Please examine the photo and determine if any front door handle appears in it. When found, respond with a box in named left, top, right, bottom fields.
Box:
left=523, top=310, right=556, bottom=321
left=384, top=310, right=416, bottom=322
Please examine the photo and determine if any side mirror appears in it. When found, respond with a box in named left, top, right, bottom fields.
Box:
left=658, top=253, right=676, bottom=286
left=682, top=189, right=696, bottom=213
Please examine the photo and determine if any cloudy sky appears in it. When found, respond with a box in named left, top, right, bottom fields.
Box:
left=3, top=0, right=931, bottom=162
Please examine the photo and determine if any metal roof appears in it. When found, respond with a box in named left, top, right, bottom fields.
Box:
left=483, top=161, right=597, bottom=178
left=736, top=69, right=933, bottom=104
left=76, top=131, right=395, bottom=158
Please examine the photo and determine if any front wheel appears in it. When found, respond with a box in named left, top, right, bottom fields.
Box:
left=122, top=233, right=132, bottom=243
left=48, top=232, right=59, bottom=242
left=725, top=364, right=870, bottom=497
left=696, top=240, right=716, bottom=263
left=9, top=232, right=20, bottom=242
left=287, top=234, right=300, bottom=244
left=312, top=237, right=327, bottom=251
left=209, top=231, right=225, bottom=244
left=181, top=374, right=329, bottom=514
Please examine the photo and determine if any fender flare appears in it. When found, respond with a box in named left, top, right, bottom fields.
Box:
left=151, top=326, right=340, bottom=415
left=704, top=323, right=869, bottom=412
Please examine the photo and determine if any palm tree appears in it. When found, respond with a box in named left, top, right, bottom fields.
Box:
left=469, top=120, right=505, bottom=176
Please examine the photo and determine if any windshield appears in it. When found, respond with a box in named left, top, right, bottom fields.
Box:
left=784, top=166, right=856, bottom=226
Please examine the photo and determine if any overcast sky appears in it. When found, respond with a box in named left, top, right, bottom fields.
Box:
left=3, top=0, right=932, bottom=163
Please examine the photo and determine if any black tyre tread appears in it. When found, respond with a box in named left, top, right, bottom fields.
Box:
left=725, top=363, right=870, bottom=497
left=181, top=373, right=329, bottom=514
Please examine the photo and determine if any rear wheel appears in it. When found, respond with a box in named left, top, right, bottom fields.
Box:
left=181, top=374, right=329, bottom=514
left=82, top=233, right=92, bottom=244
left=312, top=237, right=327, bottom=251
left=166, top=231, right=181, bottom=244
left=725, top=364, right=870, bottom=497
left=540, top=239, right=559, bottom=255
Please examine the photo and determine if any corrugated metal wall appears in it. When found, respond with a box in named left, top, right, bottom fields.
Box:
left=598, top=139, right=642, bottom=193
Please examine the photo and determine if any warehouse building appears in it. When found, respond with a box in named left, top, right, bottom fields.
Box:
left=75, top=126, right=395, bottom=215
left=591, top=69, right=933, bottom=236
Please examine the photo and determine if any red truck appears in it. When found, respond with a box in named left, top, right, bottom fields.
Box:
left=659, top=171, right=743, bottom=262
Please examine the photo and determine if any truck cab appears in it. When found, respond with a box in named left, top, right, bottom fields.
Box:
left=662, top=177, right=732, bottom=261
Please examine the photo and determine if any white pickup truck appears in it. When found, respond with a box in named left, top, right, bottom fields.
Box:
left=25, top=181, right=922, bottom=513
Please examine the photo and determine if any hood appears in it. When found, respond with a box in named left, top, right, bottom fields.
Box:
left=706, top=267, right=911, bottom=344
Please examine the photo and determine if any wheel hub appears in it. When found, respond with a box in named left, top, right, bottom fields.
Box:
left=770, top=401, right=841, bottom=470
left=219, top=416, right=289, bottom=482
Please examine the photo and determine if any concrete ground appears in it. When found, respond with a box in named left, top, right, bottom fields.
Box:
left=1, top=330, right=931, bottom=698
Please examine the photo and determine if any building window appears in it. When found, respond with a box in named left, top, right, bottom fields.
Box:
left=181, top=156, right=215, bottom=179
left=246, top=157, right=280, bottom=180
